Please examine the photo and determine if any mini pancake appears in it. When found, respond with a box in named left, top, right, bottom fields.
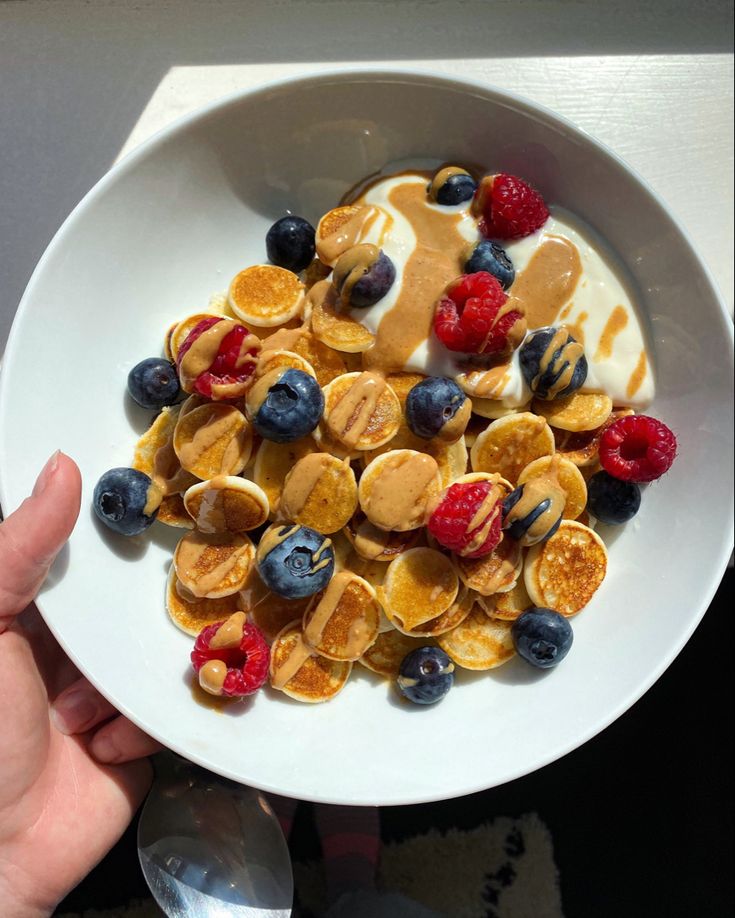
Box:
left=310, top=280, right=375, bottom=353
left=525, top=520, right=608, bottom=616
left=363, top=427, right=468, bottom=489
left=385, top=372, right=428, bottom=407
left=359, top=450, right=442, bottom=532
left=168, top=310, right=223, bottom=362
left=470, top=398, right=529, bottom=421
left=280, top=453, right=358, bottom=533
left=436, top=604, right=515, bottom=670
left=344, top=512, right=421, bottom=562
left=321, top=372, right=401, bottom=451
left=253, top=436, right=317, bottom=515
left=316, top=204, right=382, bottom=265
left=183, top=476, right=269, bottom=533
left=518, top=455, right=587, bottom=520
left=404, top=585, right=474, bottom=637
left=359, top=629, right=431, bottom=680
left=269, top=621, right=352, bottom=703
left=173, top=530, right=255, bottom=599
left=133, top=406, right=199, bottom=497
left=302, top=571, right=380, bottom=661
left=240, top=567, right=310, bottom=643
left=228, top=264, right=305, bottom=328
left=480, top=577, right=533, bottom=622
left=174, top=403, right=252, bottom=479
left=470, top=411, right=555, bottom=484
left=553, top=408, right=634, bottom=466
left=261, top=326, right=347, bottom=387
left=157, top=493, right=195, bottom=529
left=463, top=414, right=489, bottom=449
left=382, top=548, right=459, bottom=631
left=455, top=536, right=523, bottom=596
left=533, top=392, right=613, bottom=433
left=255, top=348, right=316, bottom=380
left=165, top=564, right=243, bottom=635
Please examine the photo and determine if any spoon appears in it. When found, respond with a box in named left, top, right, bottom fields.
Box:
left=137, top=753, right=293, bottom=917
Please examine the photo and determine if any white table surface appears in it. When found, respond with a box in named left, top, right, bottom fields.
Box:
left=0, top=0, right=733, bottom=356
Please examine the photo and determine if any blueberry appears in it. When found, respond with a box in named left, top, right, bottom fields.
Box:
left=502, top=484, right=564, bottom=546
left=512, top=607, right=573, bottom=669
left=127, top=358, right=181, bottom=409
left=397, top=647, right=454, bottom=704
left=256, top=524, right=335, bottom=599
left=265, top=215, right=316, bottom=273
left=519, top=326, right=588, bottom=400
left=587, top=471, right=641, bottom=524
left=251, top=369, right=324, bottom=443
left=429, top=169, right=477, bottom=206
left=93, top=467, right=159, bottom=536
left=333, top=245, right=396, bottom=309
left=464, top=241, right=515, bottom=290
left=405, top=377, right=468, bottom=440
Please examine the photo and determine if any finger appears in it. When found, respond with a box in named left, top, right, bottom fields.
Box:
left=50, top=676, right=118, bottom=735
left=89, top=715, right=164, bottom=765
left=0, top=452, right=82, bottom=630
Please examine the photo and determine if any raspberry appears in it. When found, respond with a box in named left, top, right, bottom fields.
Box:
left=433, top=272, right=525, bottom=356
left=475, top=173, right=549, bottom=240
left=428, top=481, right=503, bottom=558
left=191, top=620, right=270, bottom=696
left=177, top=317, right=260, bottom=399
left=599, top=415, right=677, bottom=483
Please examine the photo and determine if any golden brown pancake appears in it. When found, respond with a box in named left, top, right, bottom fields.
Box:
left=455, top=536, right=523, bottom=596
left=525, top=520, right=608, bottom=616
left=302, top=572, right=380, bottom=662
left=280, top=453, right=358, bottom=534
left=165, top=564, right=245, bottom=635
left=437, top=604, right=516, bottom=670
left=269, top=622, right=352, bottom=703
left=183, top=476, right=269, bottom=533
left=533, top=392, right=613, bottom=433
left=382, top=548, right=459, bottom=631
left=470, top=411, right=555, bottom=485
left=359, top=629, right=432, bottom=680
left=518, top=455, right=587, bottom=521
left=228, top=264, right=305, bottom=328
left=174, top=404, right=252, bottom=479
left=253, top=436, right=317, bottom=516
left=173, top=530, right=255, bottom=599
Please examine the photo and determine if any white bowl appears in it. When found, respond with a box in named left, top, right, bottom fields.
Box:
left=1, top=70, right=732, bottom=805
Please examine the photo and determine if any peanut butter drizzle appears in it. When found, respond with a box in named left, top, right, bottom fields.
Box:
left=362, top=182, right=469, bottom=373
left=506, top=235, right=582, bottom=329
left=595, top=305, right=629, bottom=361
left=506, top=463, right=567, bottom=545
left=152, top=438, right=195, bottom=496
left=176, top=408, right=247, bottom=476
left=461, top=483, right=504, bottom=556
left=303, top=571, right=354, bottom=648
left=364, top=452, right=439, bottom=531
left=257, top=524, right=301, bottom=560
left=626, top=350, right=648, bottom=399
left=176, top=532, right=249, bottom=596
left=246, top=367, right=285, bottom=415
left=271, top=633, right=315, bottom=690
left=327, top=372, right=387, bottom=448
left=352, top=518, right=392, bottom=560
left=464, top=363, right=512, bottom=399
left=143, top=479, right=163, bottom=517
left=534, top=328, right=586, bottom=399
left=478, top=543, right=521, bottom=594
left=311, top=537, right=334, bottom=573
left=317, top=206, right=381, bottom=265
left=565, top=311, right=588, bottom=346
left=199, top=660, right=227, bottom=695
left=260, top=325, right=309, bottom=354
left=280, top=453, right=337, bottom=519
left=209, top=611, right=246, bottom=650
left=333, top=244, right=380, bottom=305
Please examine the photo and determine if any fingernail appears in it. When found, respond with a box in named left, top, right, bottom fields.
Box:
left=90, top=734, right=120, bottom=764
left=33, top=450, right=61, bottom=497
left=51, top=689, right=98, bottom=735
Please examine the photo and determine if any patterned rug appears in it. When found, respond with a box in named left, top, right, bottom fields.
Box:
left=57, top=813, right=562, bottom=918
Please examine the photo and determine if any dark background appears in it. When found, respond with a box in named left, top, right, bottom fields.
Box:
left=59, top=567, right=734, bottom=917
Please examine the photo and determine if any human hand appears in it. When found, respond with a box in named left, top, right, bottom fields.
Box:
left=0, top=452, right=162, bottom=917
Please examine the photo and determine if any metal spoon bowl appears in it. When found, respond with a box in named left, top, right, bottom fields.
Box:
left=138, top=754, right=293, bottom=917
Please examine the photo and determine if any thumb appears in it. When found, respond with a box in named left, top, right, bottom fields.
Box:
left=0, top=451, right=82, bottom=631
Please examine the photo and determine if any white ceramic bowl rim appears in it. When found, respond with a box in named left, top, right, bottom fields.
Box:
left=1, top=68, right=733, bottom=804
